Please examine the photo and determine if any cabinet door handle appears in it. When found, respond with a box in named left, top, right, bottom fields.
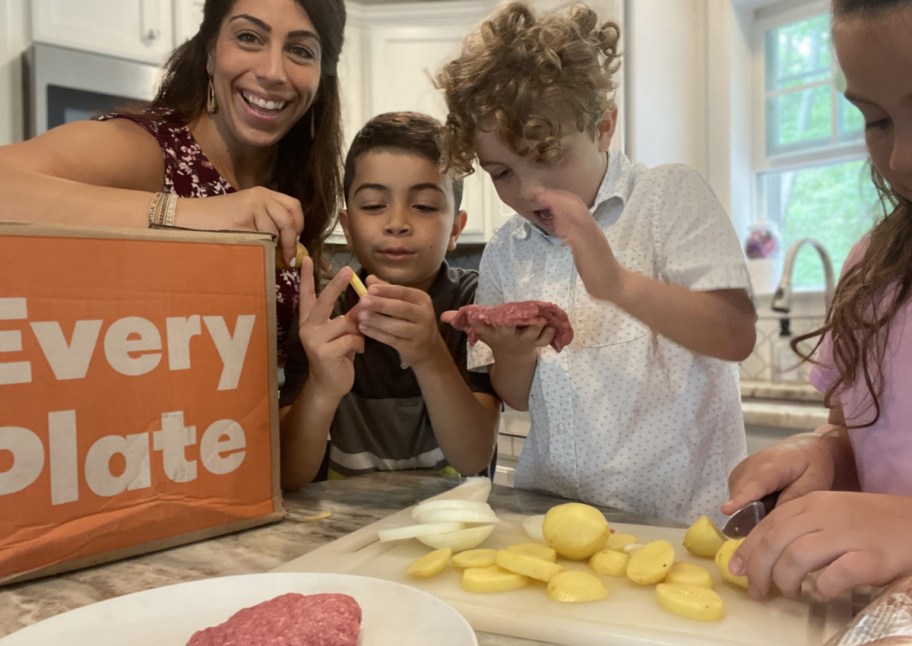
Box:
left=140, top=0, right=161, bottom=42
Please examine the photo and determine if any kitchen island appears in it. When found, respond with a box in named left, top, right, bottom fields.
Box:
left=1, top=471, right=903, bottom=645
left=0, top=471, right=665, bottom=645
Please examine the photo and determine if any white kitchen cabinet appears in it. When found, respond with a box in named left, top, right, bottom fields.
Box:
left=364, top=20, right=496, bottom=242
left=31, top=0, right=174, bottom=65
left=173, top=0, right=204, bottom=44
left=0, top=0, right=27, bottom=145
left=329, top=0, right=510, bottom=244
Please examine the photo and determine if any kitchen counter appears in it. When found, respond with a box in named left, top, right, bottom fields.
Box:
left=2, top=471, right=907, bottom=645
left=0, top=471, right=665, bottom=645
left=741, top=379, right=829, bottom=432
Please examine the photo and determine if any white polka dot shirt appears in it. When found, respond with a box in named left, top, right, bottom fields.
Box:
left=471, top=151, right=750, bottom=525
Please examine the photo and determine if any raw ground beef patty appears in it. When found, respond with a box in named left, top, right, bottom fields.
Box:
left=448, top=301, right=574, bottom=352
left=186, top=592, right=362, bottom=646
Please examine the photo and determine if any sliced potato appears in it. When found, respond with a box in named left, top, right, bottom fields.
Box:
left=503, top=542, right=557, bottom=562
left=665, top=562, right=714, bottom=589
left=542, top=503, right=611, bottom=560
left=626, top=539, right=675, bottom=585
left=605, top=532, right=638, bottom=551
left=452, top=548, right=498, bottom=569
left=461, top=565, right=530, bottom=593
left=415, top=524, right=495, bottom=551
left=546, top=570, right=610, bottom=603
left=656, top=583, right=724, bottom=621
left=588, top=549, right=630, bottom=577
left=406, top=547, right=452, bottom=578
left=715, top=538, right=749, bottom=589
left=377, top=521, right=465, bottom=542
left=495, top=549, right=565, bottom=582
left=683, top=515, right=726, bottom=558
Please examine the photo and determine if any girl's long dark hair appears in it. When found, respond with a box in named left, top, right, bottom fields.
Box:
left=793, top=0, right=912, bottom=427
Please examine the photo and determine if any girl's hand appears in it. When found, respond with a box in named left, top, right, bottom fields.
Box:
left=178, top=187, right=305, bottom=268
left=722, top=433, right=837, bottom=517
left=297, top=258, right=364, bottom=399
left=729, top=491, right=912, bottom=601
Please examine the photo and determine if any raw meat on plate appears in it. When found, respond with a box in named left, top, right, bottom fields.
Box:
left=186, top=592, right=361, bottom=646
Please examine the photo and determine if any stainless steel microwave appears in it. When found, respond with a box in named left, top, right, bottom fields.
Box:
left=23, top=44, right=163, bottom=138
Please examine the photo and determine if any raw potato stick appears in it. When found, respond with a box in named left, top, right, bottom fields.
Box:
left=350, top=272, right=368, bottom=298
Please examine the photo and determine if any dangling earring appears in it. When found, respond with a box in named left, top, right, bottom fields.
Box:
left=207, top=75, right=218, bottom=114
left=310, top=109, right=316, bottom=138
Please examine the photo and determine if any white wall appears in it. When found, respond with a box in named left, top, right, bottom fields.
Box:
left=623, top=0, right=707, bottom=175
left=0, top=0, right=28, bottom=145
left=624, top=0, right=770, bottom=246
left=706, top=0, right=766, bottom=246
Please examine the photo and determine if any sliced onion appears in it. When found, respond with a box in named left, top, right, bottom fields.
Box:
left=377, top=521, right=466, bottom=542
left=414, top=508, right=500, bottom=525
left=410, top=499, right=494, bottom=520
left=415, top=524, right=496, bottom=551
left=522, top=514, right=546, bottom=543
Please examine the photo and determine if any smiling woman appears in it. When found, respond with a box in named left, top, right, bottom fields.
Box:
left=0, top=0, right=347, bottom=366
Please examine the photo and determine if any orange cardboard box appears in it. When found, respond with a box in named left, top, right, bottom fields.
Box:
left=0, top=223, right=283, bottom=584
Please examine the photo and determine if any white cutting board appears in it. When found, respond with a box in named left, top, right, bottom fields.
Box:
left=274, top=481, right=851, bottom=645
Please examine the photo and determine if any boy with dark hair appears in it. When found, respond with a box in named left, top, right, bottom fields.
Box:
left=279, top=112, right=500, bottom=489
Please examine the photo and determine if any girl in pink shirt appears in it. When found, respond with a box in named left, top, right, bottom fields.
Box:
left=723, top=0, right=912, bottom=604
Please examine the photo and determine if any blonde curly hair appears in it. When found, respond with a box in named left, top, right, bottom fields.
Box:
left=435, top=2, right=621, bottom=176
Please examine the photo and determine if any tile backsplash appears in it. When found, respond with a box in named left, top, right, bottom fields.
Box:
left=741, top=313, right=825, bottom=384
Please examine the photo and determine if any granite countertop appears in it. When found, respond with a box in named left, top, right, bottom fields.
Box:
left=0, top=472, right=663, bottom=646
left=740, top=379, right=830, bottom=431
left=2, top=471, right=905, bottom=645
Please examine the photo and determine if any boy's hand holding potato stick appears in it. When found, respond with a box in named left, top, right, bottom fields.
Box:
left=354, top=281, right=448, bottom=369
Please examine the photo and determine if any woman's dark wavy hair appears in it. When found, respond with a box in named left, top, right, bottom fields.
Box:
left=152, top=0, right=346, bottom=275
left=792, top=0, right=912, bottom=427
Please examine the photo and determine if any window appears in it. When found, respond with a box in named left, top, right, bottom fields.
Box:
left=753, top=1, right=879, bottom=289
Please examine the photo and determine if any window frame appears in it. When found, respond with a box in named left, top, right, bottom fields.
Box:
left=750, top=0, right=868, bottom=222
left=743, top=0, right=876, bottom=298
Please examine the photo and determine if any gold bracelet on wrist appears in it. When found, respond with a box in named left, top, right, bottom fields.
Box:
left=148, top=192, right=178, bottom=227
left=147, top=192, right=165, bottom=227
left=163, top=193, right=177, bottom=227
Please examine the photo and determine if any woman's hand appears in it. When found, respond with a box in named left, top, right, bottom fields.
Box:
left=296, top=258, right=363, bottom=400
left=730, top=491, right=912, bottom=601
left=178, top=186, right=305, bottom=267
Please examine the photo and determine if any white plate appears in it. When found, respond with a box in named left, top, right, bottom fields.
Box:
left=0, top=572, right=478, bottom=646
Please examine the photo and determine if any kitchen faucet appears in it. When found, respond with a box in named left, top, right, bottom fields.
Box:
left=771, top=237, right=836, bottom=313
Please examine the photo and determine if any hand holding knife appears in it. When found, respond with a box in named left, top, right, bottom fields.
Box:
left=722, top=491, right=780, bottom=538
